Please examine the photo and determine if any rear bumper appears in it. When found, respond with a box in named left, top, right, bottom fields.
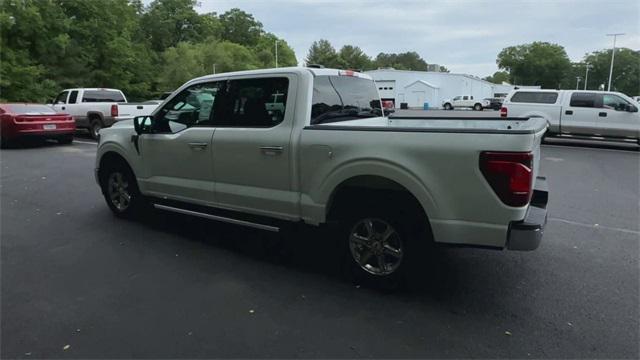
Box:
left=506, top=176, right=549, bottom=251
left=2, top=122, right=76, bottom=139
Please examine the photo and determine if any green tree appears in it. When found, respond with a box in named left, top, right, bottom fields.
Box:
left=373, top=52, right=428, bottom=71
left=305, top=39, right=344, bottom=68
left=579, top=48, right=639, bottom=95
left=338, top=45, right=372, bottom=70
left=484, top=71, right=510, bottom=84
left=140, top=0, right=210, bottom=52
left=497, top=42, right=571, bottom=88
left=253, top=33, right=297, bottom=68
left=219, top=8, right=263, bottom=47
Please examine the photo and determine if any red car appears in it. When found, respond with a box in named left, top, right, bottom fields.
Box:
left=382, top=100, right=395, bottom=114
left=0, top=103, right=75, bottom=146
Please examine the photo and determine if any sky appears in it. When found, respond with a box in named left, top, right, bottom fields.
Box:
left=193, top=0, right=639, bottom=77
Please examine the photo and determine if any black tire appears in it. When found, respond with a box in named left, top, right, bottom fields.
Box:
left=57, top=134, right=74, bottom=145
left=99, top=159, right=148, bottom=219
left=89, top=118, right=103, bottom=140
left=337, top=195, right=431, bottom=291
left=443, top=103, right=452, bottom=110
left=473, top=103, right=483, bottom=111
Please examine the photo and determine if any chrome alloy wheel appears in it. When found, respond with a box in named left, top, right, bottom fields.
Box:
left=107, top=172, right=131, bottom=211
left=349, top=218, right=404, bottom=276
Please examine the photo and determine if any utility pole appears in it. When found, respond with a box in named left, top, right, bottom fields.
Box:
left=584, top=64, right=592, bottom=90
left=275, top=40, right=279, bottom=68
left=212, top=64, right=216, bottom=74
left=575, top=76, right=581, bottom=90
left=606, top=33, right=624, bottom=91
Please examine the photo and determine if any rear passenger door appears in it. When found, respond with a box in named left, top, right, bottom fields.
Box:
left=211, top=75, right=297, bottom=219
left=562, top=92, right=599, bottom=135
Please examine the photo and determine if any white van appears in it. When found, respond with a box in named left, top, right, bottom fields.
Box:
left=501, top=90, right=639, bottom=144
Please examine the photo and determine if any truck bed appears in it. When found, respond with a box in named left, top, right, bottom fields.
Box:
left=305, top=116, right=548, bottom=134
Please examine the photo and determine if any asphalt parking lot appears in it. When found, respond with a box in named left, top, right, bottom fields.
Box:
left=1, top=137, right=639, bottom=358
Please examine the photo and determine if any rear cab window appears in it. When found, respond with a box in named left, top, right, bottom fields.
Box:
left=311, top=75, right=381, bottom=125
left=510, top=91, right=559, bottom=104
left=82, top=90, right=126, bottom=103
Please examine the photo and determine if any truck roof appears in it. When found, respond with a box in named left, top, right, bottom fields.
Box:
left=61, top=88, right=123, bottom=92
left=188, top=67, right=373, bottom=84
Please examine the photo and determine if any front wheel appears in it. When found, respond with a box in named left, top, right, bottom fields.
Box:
left=100, top=161, right=148, bottom=218
left=443, top=103, right=452, bottom=110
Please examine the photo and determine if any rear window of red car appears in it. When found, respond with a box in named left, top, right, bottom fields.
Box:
left=4, top=104, right=57, bottom=114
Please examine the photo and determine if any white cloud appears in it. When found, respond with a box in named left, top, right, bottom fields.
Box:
left=192, top=0, right=639, bottom=77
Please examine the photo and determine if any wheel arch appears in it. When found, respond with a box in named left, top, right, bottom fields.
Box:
left=97, top=148, right=137, bottom=188
left=316, top=158, right=439, bottom=224
left=325, top=174, right=435, bottom=241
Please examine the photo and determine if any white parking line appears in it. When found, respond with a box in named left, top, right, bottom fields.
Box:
left=73, top=140, right=97, bottom=145
left=549, top=217, right=640, bottom=235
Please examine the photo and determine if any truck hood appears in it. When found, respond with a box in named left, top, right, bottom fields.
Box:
left=312, top=116, right=548, bottom=135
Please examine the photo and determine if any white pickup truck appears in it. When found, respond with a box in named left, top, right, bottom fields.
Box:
left=51, top=88, right=159, bottom=139
left=95, top=68, right=549, bottom=287
left=442, top=95, right=490, bottom=111
left=501, top=89, right=639, bottom=144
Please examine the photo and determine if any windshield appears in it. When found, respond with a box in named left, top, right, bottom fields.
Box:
left=311, top=76, right=381, bottom=125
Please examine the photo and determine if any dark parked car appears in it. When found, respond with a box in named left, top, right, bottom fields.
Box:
left=484, top=97, right=504, bottom=110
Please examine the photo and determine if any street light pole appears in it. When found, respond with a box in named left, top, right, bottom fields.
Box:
left=606, top=33, right=624, bottom=91
left=584, top=64, right=592, bottom=90
left=275, top=40, right=279, bottom=68
left=575, top=76, right=581, bottom=90
left=212, top=64, right=216, bottom=74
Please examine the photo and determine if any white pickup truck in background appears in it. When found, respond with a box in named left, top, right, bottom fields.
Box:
left=95, top=67, right=549, bottom=288
left=442, top=95, right=490, bottom=111
left=501, top=89, right=639, bottom=144
left=51, top=88, right=160, bottom=139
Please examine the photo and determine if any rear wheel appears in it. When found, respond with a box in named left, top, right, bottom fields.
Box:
left=338, top=196, right=430, bottom=290
left=100, top=160, right=148, bottom=218
left=90, top=118, right=103, bottom=140
left=473, top=103, right=483, bottom=111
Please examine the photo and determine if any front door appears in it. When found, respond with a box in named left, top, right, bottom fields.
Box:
left=597, top=93, right=640, bottom=139
left=137, top=81, right=222, bottom=205
left=211, top=75, right=297, bottom=219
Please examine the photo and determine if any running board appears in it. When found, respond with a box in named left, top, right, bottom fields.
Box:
left=153, top=204, right=280, bottom=232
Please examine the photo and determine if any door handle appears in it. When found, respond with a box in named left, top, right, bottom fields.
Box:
left=260, top=146, right=283, bottom=155
left=599, top=112, right=607, bottom=117
left=188, top=142, right=208, bottom=150
left=565, top=110, right=573, bottom=115
left=137, top=105, right=143, bottom=109
left=61, top=106, right=66, bottom=110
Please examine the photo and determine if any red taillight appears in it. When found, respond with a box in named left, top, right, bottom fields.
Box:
left=499, top=106, right=507, bottom=118
left=480, top=151, right=533, bottom=207
left=339, top=70, right=355, bottom=76
left=111, top=104, right=118, bottom=117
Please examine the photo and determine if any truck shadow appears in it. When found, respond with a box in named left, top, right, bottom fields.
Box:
left=135, top=208, right=529, bottom=306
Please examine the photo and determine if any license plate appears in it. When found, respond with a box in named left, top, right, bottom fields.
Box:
left=43, top=124, right=56, bottom=130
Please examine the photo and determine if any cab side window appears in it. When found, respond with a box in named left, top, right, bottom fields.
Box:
left=155, top=81, right=222, bottom=133
left=214, top=77, right=289, bottom=128
left=54, top=91, right=69, bottom=104
left=569, top=93, right=599, bottom=108
left=602, top=94, right=631, bottom=111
